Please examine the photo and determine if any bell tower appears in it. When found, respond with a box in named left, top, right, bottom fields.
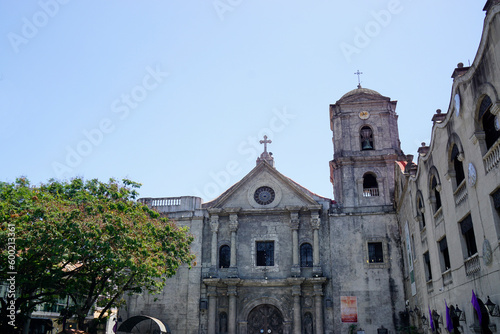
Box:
left=329, top=86, right=405, bottom=213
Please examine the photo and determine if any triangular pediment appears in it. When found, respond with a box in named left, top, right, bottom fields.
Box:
left=203, top=161, right=323, bottom=210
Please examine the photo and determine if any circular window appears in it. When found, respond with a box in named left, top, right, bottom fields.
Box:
left=254, top=186, right=275, bottom=205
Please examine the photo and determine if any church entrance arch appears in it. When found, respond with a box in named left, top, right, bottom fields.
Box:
left=116, top=315, right=170, bottom=334
left=247, top=304, right=284, bottom=334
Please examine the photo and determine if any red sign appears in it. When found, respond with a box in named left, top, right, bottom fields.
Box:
left=341, top=296, right=358, bottom=323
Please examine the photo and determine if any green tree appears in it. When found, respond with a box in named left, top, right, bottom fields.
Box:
left=0, top=178, right=195, bottom=334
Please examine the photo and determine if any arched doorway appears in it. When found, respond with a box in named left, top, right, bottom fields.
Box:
left=247, top=304, right=284, bottom=334
left=116, top=315, right=170, bottom=334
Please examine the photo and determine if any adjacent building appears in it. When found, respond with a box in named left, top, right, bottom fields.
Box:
left=394, top=1, right=500, bottom=334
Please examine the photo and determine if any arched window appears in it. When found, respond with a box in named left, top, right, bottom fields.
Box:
left=360, top=126, right=374, bottom=150
left=478, top=96, right=500, bottom=150
left=417, top=194, right=426, bottom=229
left=300, top=243, right=313, bottom=267
left=450, top=144, right=465, bottom=186
left=219, top=245, right=230, bottom=268
left=431, top=175, right=442, bottom=212
left=363, top=173, right=379, bottom=197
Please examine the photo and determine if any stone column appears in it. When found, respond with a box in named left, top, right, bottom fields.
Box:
left=207, top=285, right=218, bottom=334
left=227, top=281, right=240, bottom=334
left=313, top=283, right=324, bottom=334
left=292, top=284, right=302, bottom=334
left=287, top=208, right=301, bottom=275
left=210, top=214, right=220, bottom=268
left=310, top=211, right=321, bottom=273
left=291, top=212, right=300, bottom=264
left=287, top=278, right=304, bottom=334
left=229, top=213, right=239, bottom=267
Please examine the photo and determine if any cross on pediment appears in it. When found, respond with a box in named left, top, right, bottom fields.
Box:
left=259, top=135, right=272, bottom=153
left=256, top=135, right=275, bottom=167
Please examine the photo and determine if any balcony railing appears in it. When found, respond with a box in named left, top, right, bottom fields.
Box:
left=433, top=207, right=444, bottom=226
left=453, top=180, right=468, bottom=206
left=139, top=197, right=182, bottom=207
left=442, top=269, right=453, bottom=285
left=484, top=139, right=500, bottom=173
left=138, top=196, right=202, bottom=214
left=426, top=280, right=434, bottom=293
left=420, top=226, right=427, bottom=243
left=465, top=253, right=480, bottom=276
left=363, top=188, right=379, bottom=197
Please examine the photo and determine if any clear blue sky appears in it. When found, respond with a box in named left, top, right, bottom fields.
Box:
left=0, top=1, right=486, bottom=202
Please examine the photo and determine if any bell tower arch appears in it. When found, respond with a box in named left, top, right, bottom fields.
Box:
left=329, top=86, right=405, bottom=212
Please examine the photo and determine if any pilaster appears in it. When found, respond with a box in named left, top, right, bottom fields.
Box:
left=229, top=213, right=239, bottom=268
left=312, top=278, right=326, bottom=334
left=226, top=279, right=240, bottom=334
left=310, top=211, right=322, bottom=275
left=291, top=281, right=303, bottom=334
left=206, top=283, right=219, bottom=334
left=287, top=207, right=301, bottom=275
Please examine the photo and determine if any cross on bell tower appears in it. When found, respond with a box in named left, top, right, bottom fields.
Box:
left=354, top=70, right=363, bottom=88
left=256, top=135, right=275, bottom=167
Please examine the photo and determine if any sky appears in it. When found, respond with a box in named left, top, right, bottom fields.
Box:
left=0, top=0, right=487, bottom=202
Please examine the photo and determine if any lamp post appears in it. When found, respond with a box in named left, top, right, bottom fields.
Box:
left=454, top=305, right=465, bottom=321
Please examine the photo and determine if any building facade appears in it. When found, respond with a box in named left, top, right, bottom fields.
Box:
left=119, top=2, right=500, bottom=334
left=394, top=1, right=500, bottom=334
left=118, top=86, right=406, bottom=334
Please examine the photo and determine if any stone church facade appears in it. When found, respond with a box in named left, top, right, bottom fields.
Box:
left=118, top=2, right=500, bottom=334
left=119, top=82, right=407, bottom=334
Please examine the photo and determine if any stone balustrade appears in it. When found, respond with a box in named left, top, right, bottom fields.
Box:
left=464, top=253, right=481, bottom=276
left=426, top=280, right=433, bottom=293
left=138, top=196, right=202, bottom=213
left=442, top=269, right=453, bottom=286
left=363, top=188, right=379, bottom=197
left=433, top=207, right=444, bottom=226
left=484, top=139, right=500, bottom=173
left=453, top=180, right=468, bottom=206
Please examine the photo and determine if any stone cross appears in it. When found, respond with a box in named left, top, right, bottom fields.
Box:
left=259, top=135, right=272, bottom=153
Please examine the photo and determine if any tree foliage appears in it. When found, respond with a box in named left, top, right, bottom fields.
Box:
left=0, top=178, right=194, bottom=334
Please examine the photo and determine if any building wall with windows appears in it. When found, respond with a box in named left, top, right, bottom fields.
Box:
left=395, top=2, right=500, bottom=333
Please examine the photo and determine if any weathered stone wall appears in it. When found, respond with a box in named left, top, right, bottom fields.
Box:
left=328, top=212, right=406, bottom=334
left=120, top=213, right=205, bottom=334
